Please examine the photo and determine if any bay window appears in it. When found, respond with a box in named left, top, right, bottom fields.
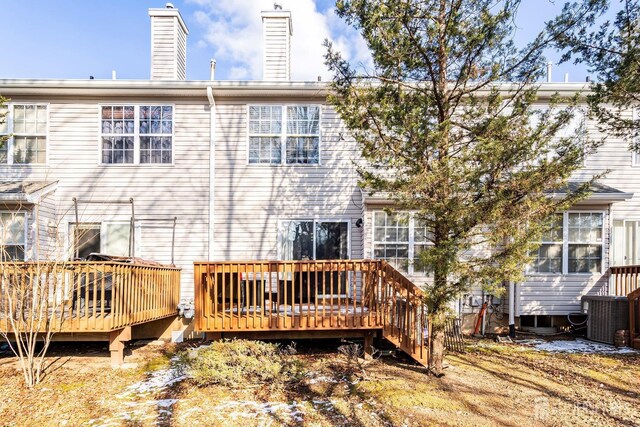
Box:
left=248, top=105, right=320, bottom=165
left=101, top=105, right=173, bottom=164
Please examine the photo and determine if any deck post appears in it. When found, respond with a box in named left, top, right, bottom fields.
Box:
left=363, top=330, right=374, bottom=359
left=206, top=332, right=222, bottom=341
left=109, top=326, right=132, bottom=366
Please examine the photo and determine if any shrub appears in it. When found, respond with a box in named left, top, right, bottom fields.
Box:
left=187, top=339, right=303, bottom=388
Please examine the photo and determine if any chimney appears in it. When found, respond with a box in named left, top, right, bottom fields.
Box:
left=149, top=4, right=189, bottom=80
left=261, top=4, right=293, bottom=81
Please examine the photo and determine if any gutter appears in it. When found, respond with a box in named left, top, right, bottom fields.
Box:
left=207, top=86, right=216, bottom=260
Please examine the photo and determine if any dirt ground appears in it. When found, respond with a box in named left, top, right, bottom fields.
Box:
left=0, top=337, right=638, bottom=427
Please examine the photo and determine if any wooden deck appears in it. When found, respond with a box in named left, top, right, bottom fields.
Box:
left=194, top=260, right=429, bottom=366
left=609, top=265, right=640, bottom=349
left=1, top=261, right=181, bottom=363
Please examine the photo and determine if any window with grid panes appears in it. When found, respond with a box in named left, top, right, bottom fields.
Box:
left=0, top=212, right=26, bottom=261
left=372, top=211, right=434, bottom=275
left=527, top=212, right=603, bottom=274
left=100, top=105, right=173, bottom=164
left=568, top=212, right=603, bottom=273
left=528, top=213, right=564, bottom=273
left=248, top=106, right=282, bottom=164
left=286, top=106, right=320, bottom=164
left=0, top=104, right=47, bottom=164
left=248, top=105, right=320, bottom=164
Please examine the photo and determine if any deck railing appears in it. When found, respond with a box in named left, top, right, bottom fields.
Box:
left=194, top=260, right=429, bottom=364
left=0, top=261, right=181, bottom=333
left=609, top=265, right=640, bottom=296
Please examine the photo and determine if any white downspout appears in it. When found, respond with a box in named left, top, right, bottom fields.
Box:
left=509, top=280, right=516, bottom=337
left=207, top=85, right=216, bottom=260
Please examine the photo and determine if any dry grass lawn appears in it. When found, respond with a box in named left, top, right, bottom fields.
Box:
left=0, top=338, right=638, bottom=426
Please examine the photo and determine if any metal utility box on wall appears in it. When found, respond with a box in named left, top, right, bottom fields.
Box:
left=581, top=296, right=629, bottom=345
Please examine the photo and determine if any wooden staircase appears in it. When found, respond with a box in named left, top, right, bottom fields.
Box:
left=378, top=262, right=429, bottom=366
left=629, top=288, right=640, bottom=350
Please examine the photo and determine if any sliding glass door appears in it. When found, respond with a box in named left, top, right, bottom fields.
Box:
left=280, top=220, right=350, bottom=261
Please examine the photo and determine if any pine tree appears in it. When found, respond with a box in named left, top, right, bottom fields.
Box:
left=325, top=0, right=603, bottom=375
left=554, top=0, right=640, bottom=149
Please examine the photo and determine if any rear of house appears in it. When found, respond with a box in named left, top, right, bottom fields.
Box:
left=0, top=3, right=638, bottom=346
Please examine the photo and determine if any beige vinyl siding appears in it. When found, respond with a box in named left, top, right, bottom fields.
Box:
left=176, top=27, right=187, bottom=81
left=213, top=101, right=363, bottom=261
left=263, top=17, right=290, bottom=81
left=0, top=99, right=211, bottom=300
left=518, top=205, right=611, bottom=315
left=150, top=15, right=187, bottom=80
left=32, top=191, right=59, bottom=260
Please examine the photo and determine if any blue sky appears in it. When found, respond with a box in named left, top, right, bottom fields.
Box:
left=0, top=0, right=594, bottom=82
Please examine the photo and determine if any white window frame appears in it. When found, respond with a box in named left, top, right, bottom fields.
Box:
left=247, top=104, right=322, bottom=166
left=0, top=103, right=49, bottom=165
left=371, top=210, right=434, bottom=276
left=98, top=104, right=175, bottom=166
left=277, top=218, right=351, bottom=260
left=612, top=218, right=640, bottom=266
left=529, top=105, right=587, bottom=167
left=69, top=220, right=135, bottom=258
left=527, top=210, right=605, bottom=275
left=0, top=211, right=28, bottom=261
left=631, top=108, right=640, bottom=167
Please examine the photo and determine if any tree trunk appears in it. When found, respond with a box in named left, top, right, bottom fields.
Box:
left=429, top=312, right=446, bottom=376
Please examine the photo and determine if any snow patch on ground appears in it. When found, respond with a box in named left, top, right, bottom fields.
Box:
left=517, top=338, right=638, bottom=354
left=211, top=400, right=305, bottom=423
left=89, top=356, right=187, bottom=427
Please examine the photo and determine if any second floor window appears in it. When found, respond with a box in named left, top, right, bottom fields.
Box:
left=248, top=105, right=320, bottom=165
left=0, top=104, right=47, bottom=165
left=101, top=105, right=173, bottom=164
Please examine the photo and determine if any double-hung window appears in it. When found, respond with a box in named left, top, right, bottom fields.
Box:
left=248, top=105, right=320, bottom=164
left=0, top=104, right=48, bottom=164
left=0, top=212, right=26, bottom=261
left=528, top=213, right=563, bottom=273
left=528, top=212, right=603, bottom=274
left=101, top=105, right=173, bottom=164
left=372, top=211, right=433, bottom=275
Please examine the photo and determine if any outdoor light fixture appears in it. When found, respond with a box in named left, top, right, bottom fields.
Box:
left=355, top=218, right=363, bottom=228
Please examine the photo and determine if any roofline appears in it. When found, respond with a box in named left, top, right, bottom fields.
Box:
left=362, top=189, right=635, bottom=206
left=548, top=192, right=635, bottom=203
left=0, top=79, right=591, bottom=99
left=0, top=79, right=329, bottom=98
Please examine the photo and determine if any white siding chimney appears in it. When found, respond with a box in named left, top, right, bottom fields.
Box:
left=261, top=7, right=293, bottom=81
left=149, top=4, right=189, bottom=80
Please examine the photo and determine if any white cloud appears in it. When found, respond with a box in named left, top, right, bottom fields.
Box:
left=187, top=0, right=371, bottom=81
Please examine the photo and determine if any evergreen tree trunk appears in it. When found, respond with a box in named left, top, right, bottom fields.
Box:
left=429, top=312, right=446, bottom=376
